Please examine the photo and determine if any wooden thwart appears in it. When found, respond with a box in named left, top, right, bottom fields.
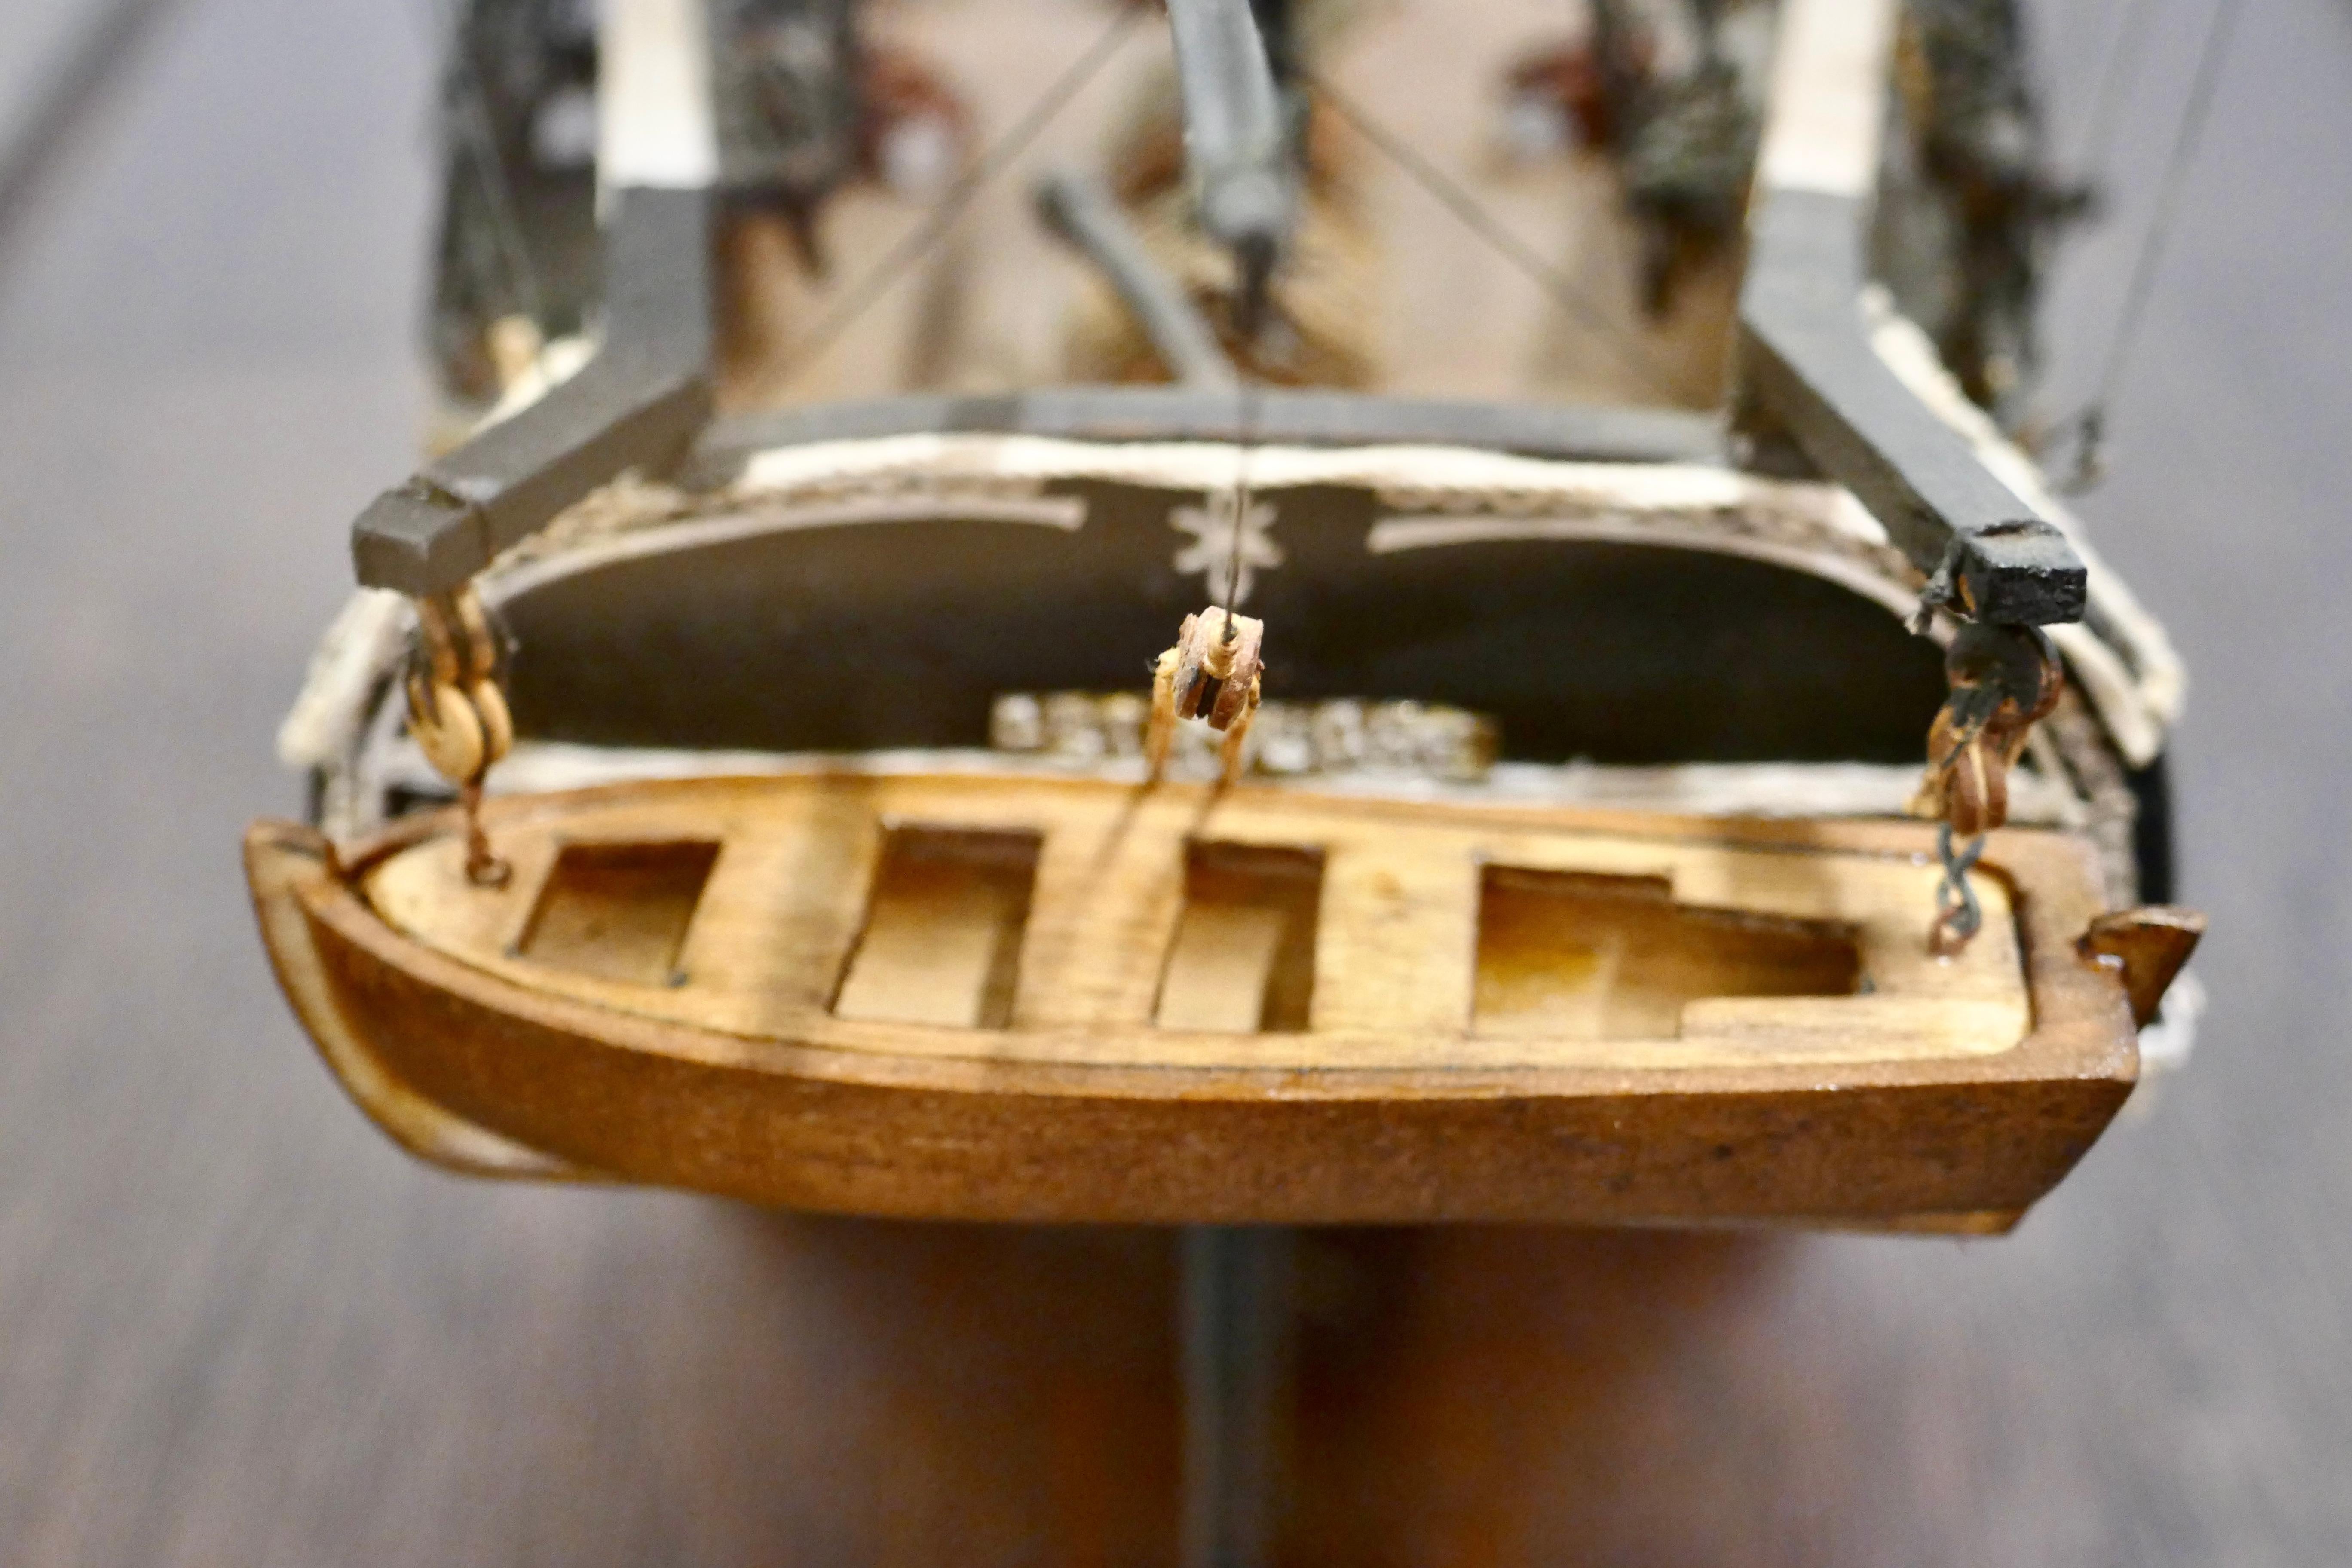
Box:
left=1473, top=867, right=1860, bottom=1041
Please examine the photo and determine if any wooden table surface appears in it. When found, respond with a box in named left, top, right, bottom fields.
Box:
left=3, top=1, right=2348, bottom=1561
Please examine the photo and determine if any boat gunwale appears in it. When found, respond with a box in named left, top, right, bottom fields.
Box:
left=305, top=775, right=2135, bottom=1102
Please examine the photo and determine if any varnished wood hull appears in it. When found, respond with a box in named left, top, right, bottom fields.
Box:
left=245, top=775, right=2138, bottom=1227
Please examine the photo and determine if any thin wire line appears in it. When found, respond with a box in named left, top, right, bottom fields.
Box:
left=749, top=5, right=1142, bottom=398
left=2089, top=0, right=2241, bottom=408
left=1301, top=67, right=1678, bottom=404
left=2071, top=0, right=2156, bottom=179
left=0, top=0, right=181, bottom=273
left=429, top=0, right=550, bottom=333
left=1221, top=382, right=1261, bottom=615
left=2056, top=0, right=2242, bottom=487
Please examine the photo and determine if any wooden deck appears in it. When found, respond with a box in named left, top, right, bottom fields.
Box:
left=723, top=0, right=1736, bottom=411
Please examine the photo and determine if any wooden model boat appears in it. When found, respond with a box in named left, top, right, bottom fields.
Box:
left=254, top=770, right=2140, bottom=1228
left=252, top=0, right=2201, bottom=1233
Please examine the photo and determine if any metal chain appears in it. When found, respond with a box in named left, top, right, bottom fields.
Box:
left=1930, top=822, right=1986, bottom=957
left=1914, top=620, right=2063, bottom=955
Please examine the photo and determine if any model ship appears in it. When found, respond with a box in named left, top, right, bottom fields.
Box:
left=249, top=0, right=2200, bottom=1231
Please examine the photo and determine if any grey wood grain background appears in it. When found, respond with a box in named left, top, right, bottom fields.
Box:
left=1, top=0, right=2346, bottom=1561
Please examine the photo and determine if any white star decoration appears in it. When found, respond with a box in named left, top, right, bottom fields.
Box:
left=1169, top=492, right=1283, bottom=606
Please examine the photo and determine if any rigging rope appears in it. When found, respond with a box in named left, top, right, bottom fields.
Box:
left=748, top=4, right=1142, bottom=399
left=2070, top=0, right=2156, bottom=180
left=1220, top=380, right=1262, bottom=613
left=1300, top=68, right=1681, bottom=405
left=426, top=0, right=551, bottom=343
left=2054, top=0, right=2243, bottom=493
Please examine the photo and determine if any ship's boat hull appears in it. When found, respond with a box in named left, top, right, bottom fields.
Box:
left=247, top=772, right=2138, bottom=1229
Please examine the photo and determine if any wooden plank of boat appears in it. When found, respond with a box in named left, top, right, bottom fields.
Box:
left=245, top=774, right=2137, bottom=1228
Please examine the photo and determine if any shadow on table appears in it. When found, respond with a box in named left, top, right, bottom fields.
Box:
left=707, top=1209, right=1788, bottom=1567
